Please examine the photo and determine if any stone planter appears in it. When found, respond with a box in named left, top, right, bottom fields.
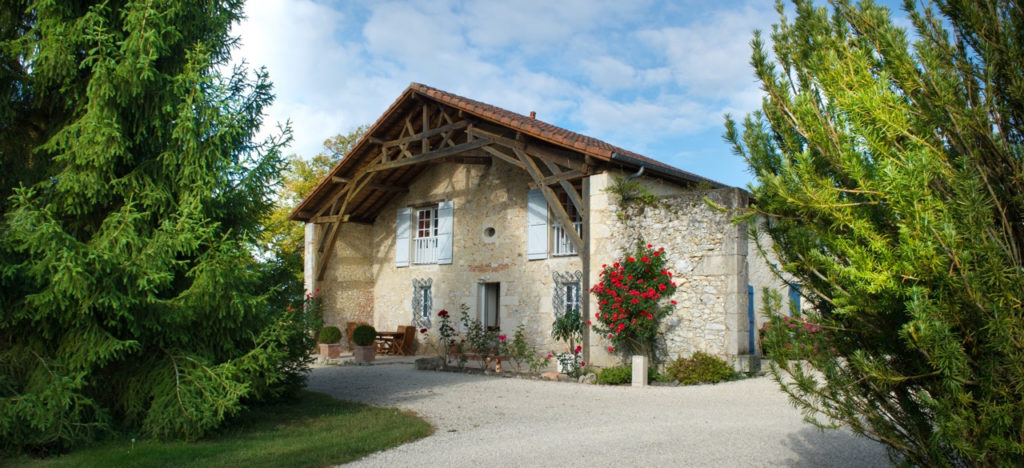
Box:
left=318, top=343, right=342, bottom=359
left=353, top=344, right=376, bottom=363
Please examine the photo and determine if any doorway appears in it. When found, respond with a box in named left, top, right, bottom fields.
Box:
left=479, top=282, right=500, bottom=331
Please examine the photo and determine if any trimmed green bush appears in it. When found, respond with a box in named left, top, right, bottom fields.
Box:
left=597, top=366, right=632, bottom=385
left=318, top=326, right=342, bottom=344
left=352, top=325, right=376, bottom=347
left=665, top=352, right=735, bottom=385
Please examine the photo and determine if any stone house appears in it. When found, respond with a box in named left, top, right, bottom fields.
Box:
left=290, top=83, right=800, bottom=369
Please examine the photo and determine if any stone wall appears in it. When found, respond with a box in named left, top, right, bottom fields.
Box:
left=313, top=159, right=582, bottom=356
left=319, top=222, right=375, bottom=328
left=586, top=172, right=751, bottom=368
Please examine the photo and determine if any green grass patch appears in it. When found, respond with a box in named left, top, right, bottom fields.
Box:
left=6, top=391, right=432, bottom=468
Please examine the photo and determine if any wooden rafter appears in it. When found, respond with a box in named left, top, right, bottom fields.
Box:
left=330, top=176, right=408, bottom=193
left=540, top=159, right=584, bottom=215
left=513, top=147, right=584, bottom=253
left=481, top=145, right=525, bottom=169
left=369, top=138, right=490, bottom=173
left=382, top=120, right=468, bottom=149
left=468, top=127, right=588, bottom=173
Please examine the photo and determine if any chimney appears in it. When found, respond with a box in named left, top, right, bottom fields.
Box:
left=529, top=111, right=536, bottom=119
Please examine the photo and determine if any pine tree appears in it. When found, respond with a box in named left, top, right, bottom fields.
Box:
left=0, top=1, right=317, bottom=453
left=727, top=0, right=1024, bottom=465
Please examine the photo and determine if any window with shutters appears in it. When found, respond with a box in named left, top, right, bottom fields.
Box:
left=527, top=186, right=583, bottom=260
left=396, top=201, right=453, bottom=267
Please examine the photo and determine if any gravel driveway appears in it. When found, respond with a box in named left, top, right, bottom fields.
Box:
left=307, top=360, right=889, bottom=467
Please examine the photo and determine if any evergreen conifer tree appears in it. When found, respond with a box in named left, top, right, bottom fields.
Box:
left=0, top=0, right=317, bottom=453
left=727, top=0, right=1023, bottom=465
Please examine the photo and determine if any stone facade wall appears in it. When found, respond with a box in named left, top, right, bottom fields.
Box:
left=313, top=159, right=581, bottom=356
left=586, top=172, right=751, bottom=368
left=320, top=222, right=375, bottom=328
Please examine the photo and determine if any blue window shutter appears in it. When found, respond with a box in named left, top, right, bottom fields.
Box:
left=748, top=285, right=755, bottom=353
left=526, top=189, right=548, bottom=260
left=395, top=207, right=411, bottom=267
left=437, top=200, right=453, bottom=264
left=788, top=284, right=801, bottom=316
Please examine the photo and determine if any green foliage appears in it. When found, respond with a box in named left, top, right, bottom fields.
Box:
left=0, top=0, right=318, bottom=454
left=499, top=323, right=532, bottom=373
left=351, top=325, right=376, bottom=347
left=457, top=304, right=499, bottom=367
left=550, top=308, right=584, bottom=350
left=665, top=352, right=735, bottom=385
left=596, top=366, right=632, bottom=385
left=3, top=391, right=430, bottom=467
left=318, top=327, right=342, bottom=344
left=590, top=241, right=677, bottom=360
left=726, top=0, right=1024, bottom=465
left=605, top=176, right=656, bottom=208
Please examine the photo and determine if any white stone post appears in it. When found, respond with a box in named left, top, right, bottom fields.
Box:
left=631, top=355, right=648, bottom=387
left=303, top=222, right=317, bottom=294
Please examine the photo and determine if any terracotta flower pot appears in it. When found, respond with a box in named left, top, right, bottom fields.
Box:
left=353, top=344, right=376, bottom=363
left=319, top=343, right=342, bottom=359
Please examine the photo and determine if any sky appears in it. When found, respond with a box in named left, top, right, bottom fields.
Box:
left=232, top=0, right=910, bottom=188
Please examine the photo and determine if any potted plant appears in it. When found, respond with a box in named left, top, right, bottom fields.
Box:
left=351, top=324, right=377, bottom=363
left=318, top=326, right=343, bottom=359
left=551, top=308, right=585, bottom=375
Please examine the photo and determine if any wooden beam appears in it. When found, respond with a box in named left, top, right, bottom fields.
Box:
left=421, top=104, right=429, bottom=154
left=540, top=169, right=584, bottom=186
left=313, top=214, right=349, bottom=224
left=540, top=159, right=584, bottom=216
left=316, top=171, right=377, bottom=280
left=330, top=176, right=407, bottom=193
left=513, top=147, right=584, bottom=253
left=383, top=120, right=469, bottom=149
left=481, top=145, right=525, bottom=169
left=467, top=128, right=587, bottom=172
left=368, top=138, right=491, bottom=173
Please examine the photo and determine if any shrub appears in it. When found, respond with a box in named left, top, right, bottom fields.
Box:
left=352, top=325, right=376, bottom=347
left=590, top=242, right=678, bottom=360
left=318, top=326, right=342, bottom=344
left=550, top=308, right=584, bottom=350
left=665, top=352, right=735, bottom=385
left=597, top=366, right=632, bottom=385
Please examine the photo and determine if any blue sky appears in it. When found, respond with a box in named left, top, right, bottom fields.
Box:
left=234, top=0, right=910, bottom=188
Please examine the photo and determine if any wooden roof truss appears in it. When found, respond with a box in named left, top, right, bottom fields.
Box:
left=312, top=98, right=593, bottom=280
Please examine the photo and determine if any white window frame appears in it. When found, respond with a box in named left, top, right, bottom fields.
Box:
left=414, top=206, right=439, bottom=265
left=551, top=189, right=582, bottom=257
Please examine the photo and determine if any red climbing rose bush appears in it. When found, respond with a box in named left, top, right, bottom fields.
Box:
left=590, top=242, right=678, bottom=359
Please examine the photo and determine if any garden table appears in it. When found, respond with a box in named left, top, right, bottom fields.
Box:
left=375, top=331, right=404, bottom=355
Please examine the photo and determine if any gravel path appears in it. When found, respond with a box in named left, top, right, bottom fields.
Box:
left=307, top=361, right=889, bottom=467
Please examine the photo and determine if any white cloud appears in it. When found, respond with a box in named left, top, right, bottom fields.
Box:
left=231, top=0, right=783, bottom=186
left=580, top=56, right=637, bottom=91
left=637, top=4, right=775, bottom=102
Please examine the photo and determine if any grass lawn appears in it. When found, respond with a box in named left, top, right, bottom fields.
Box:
left=6, top=391, right=432, bottom=468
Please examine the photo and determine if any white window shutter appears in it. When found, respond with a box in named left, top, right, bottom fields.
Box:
left=395, top=207, right=411, bottom=267
left=437, top=200, right=454, bottom=264
left=526, top=189, right=548, bottom=260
